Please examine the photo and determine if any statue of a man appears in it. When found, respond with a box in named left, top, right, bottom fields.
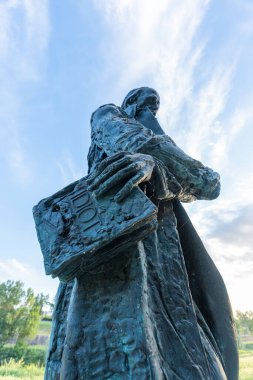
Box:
left=43, top=87, right=238, bottom=380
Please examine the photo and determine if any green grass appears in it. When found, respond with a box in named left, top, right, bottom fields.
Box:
left=239, top=349, right=253, bottom=380
left=0, top=359, right=44, bottom=380
left=0, top=346, right=252, bottom=379
left=0, top=346, right=46, bottom=367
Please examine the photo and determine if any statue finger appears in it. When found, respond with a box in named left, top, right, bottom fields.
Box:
left=115, top=172, right=147, bottom=202
left=87, top=152, right=129, bottom=183
left=88, top=156, right=137, bottom=191
left=87, top=152, right=125, bottom=183
left=93, top=163, right=140, bottom=198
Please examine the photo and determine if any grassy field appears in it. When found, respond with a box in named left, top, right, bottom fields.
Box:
left=0, top=351, right=252, bottom=379
left=0, top=320, right=50, bottom=379
left=0, top=360, right=44, bottom=380
left=239, top=349, right=253, bottom=380
left=0, top=324, right=252, bottom=380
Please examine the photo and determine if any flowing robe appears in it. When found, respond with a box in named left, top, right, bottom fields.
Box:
left=45, top=105, right=238, bottom=380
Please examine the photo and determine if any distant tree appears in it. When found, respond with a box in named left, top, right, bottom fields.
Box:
left=235, top=310, right=253, bottom=335
left=0, top=280, right=49, bottom=347
left=235, top=310, right=253, bottom=348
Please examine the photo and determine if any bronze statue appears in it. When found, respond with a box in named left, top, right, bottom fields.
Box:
left=34, top=87, right=238, bottom=379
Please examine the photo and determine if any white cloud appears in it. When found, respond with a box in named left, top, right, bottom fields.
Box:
left=185, top=65, right=234, bottom=160
left=210, top=106, right=253, bottom=169
left=57, top=149, right=84, bottom=185
left=0, top=0, right=50, bottom=183
left=92, top=0, right=237, bottom=163
left=93, top=0, right=209, bottom=90
left=205, top=238, right=253, bottom=312
left=0, top=119, right=35, bottom=183
left=92, top=0, right=253, bottom=311
left=185, top=197, right=253, bottom=311
left=0, top=258, right=30, bottom=278
left=0, top=0, right=50, bottom=80
left=0, top=258, right=58, bottom=301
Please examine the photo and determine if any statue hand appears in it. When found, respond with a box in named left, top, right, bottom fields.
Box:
left=87, top=152, right=155, bottom=202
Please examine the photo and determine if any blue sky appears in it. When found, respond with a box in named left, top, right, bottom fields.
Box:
left=0, top=0, right=253, bottom=311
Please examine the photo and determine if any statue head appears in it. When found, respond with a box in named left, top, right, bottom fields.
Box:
left=90, top=103, right=123, bottom=127
left=121, top=87, right=160, bottom=118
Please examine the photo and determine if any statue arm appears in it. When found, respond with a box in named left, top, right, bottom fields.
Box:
left=138, top=135, right=220, bottom=202
left=90, top=105, right=220, bottom=202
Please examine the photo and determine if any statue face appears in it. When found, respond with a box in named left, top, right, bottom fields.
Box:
left=135, top=88, right=160, bottom=115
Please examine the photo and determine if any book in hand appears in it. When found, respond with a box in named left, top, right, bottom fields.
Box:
left=33, top=177, right=157, bottom=282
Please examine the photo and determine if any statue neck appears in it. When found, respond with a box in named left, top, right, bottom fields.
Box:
left=136, top=107, right=165, bottom=135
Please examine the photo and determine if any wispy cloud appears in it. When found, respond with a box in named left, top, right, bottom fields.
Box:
left=0, top=258, right=57, bottom=301
left=0, top=258, right=30, bottom=279
left=200, top=202, right=253, bottom=250
left=185, top=196, right=253, bottom=311
left=0, top=0, right=50, bottom=183
left=210, top=105, right=253, bottom=168
left=93, top=0, right=238, bottom=165
left=206, top=237, right=253, bottom=311
left=185, top=65, right=234, bottom=160
left=8, top=126, right=33, bottom=183
left=92, top=0, right=253, bottom=310
left=57, top=149, right=84, bottom=185
left=0, top=0, right=50, bottom=80
left=94, top=0, right=209, bottom=100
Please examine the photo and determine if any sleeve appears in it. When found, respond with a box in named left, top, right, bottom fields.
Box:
left=138, top=135, right=220, bottom=202
left=91, top=104, right=220, bottom=202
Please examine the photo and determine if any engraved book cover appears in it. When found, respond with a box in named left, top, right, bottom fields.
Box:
left=33, top=177, right=157, bottom=282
